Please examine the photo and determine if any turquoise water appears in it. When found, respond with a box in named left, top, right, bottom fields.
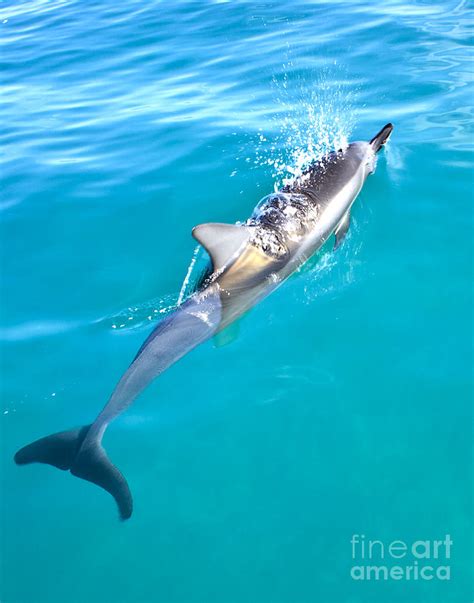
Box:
left=1, top=1, right=472, bottom=602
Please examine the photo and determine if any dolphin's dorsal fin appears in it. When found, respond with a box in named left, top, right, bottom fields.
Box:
left=192, top=222, right=252, bottom=271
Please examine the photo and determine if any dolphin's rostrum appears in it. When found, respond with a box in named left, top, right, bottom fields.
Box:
left=14, top=123, right=393, bottom=519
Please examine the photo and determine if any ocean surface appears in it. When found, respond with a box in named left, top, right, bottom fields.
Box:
left=1, top=1, right=472, bottom=602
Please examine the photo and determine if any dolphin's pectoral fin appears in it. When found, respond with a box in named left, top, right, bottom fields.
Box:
left=334, top=211, right=351, bottom=249
left=192, top=223, right=253, bottom=271
left=213, top=320, right=240, bottom=348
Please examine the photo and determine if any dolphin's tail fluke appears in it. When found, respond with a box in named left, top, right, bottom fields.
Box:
left=370, top=123, right=393, bottom=153
left=14, top=426, right=133, bottom=520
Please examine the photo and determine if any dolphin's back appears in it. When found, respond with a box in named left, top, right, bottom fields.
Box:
left=283, top=143, right=367, bottom=208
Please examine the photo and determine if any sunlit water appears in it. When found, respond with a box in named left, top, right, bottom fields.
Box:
left=1, top=2, right=472, bottom=602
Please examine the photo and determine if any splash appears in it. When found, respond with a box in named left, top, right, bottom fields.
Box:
left=254, top=64, right=357, bottom=189
left=107, top=68, right=358, bottom=331
left=383, top=140, right=404, bottom=183
left=177, top=244, right=201, bottom=305
left=106, top=294, right=177, bottom=332
left=177, top=244, right=211, bottom=302
left=105, top=247, right=211, bottom=333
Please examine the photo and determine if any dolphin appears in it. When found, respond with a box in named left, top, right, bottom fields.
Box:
left=14, top=123, right=393, bottom=520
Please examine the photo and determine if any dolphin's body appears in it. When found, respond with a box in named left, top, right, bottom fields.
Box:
left=15, top=123, right=393, bottom=519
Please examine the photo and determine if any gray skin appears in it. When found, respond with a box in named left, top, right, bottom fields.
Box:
left=14, top=123, right=393, bottom=520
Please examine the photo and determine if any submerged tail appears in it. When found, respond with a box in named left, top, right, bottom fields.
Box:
left=370, top=123, right=393, bottom=153
left=14, top=426, right=132, bottom=520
